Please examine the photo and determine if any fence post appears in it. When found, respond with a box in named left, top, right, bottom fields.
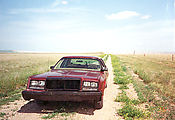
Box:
left=172, top=54, right=174, bottom=61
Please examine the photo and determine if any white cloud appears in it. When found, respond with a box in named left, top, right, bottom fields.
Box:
left=61, top=1, right=68, bottom=5
left=106, top=11, right=152, bottom=20
left=141, top=15, right=151, bottom=19
left=105, top=11, right=140, bottom=20
left=51, top=0, right=68, bottom=7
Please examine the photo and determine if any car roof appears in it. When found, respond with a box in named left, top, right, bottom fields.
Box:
left=62, top=56, right=102, bottom=59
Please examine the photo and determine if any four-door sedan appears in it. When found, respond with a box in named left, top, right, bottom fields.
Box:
left=22, top=56, right=108, bottom=109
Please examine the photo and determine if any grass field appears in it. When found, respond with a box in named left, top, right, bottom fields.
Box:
left=0, top=53, right=63, bottom=97
left=115, top=54, right=175, bottom=119
left=0, top=53, right=103, bottom=99
left=117, top=54, right=175, bottom=100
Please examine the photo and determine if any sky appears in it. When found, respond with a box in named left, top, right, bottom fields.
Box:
left=0, top=0, right=174, bottom=53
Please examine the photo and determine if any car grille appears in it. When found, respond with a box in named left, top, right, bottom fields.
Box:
left=45, top=77, right=81, bottom=90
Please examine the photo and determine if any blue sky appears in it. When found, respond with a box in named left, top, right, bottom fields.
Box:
left=0, top=0, right=174, bottom=53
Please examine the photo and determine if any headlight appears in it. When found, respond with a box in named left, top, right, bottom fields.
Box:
left=83, top=81, right=91, bottom=87
left=91, top=82, right=98, bottom=87
left=31, top=81, right=38, bottom=86
left=82, top=81, right=98, bottom=91
left=29, top=80, right=45, bottom=90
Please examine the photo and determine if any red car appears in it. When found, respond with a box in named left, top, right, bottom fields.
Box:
left=22, top=56, right=108, bottom=109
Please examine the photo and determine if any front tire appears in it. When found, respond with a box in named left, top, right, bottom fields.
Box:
left=94, top=97, right=103, bottom=109
left=105, top=83, right=107, bottom=88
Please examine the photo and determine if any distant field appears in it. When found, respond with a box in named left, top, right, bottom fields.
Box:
left=0, top=53, right=103, bottom=98
left=117, top=54, right=175, bottom=100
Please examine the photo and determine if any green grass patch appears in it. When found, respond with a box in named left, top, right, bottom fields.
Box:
left=111, top=55, right=132, bottom=85
left=115, top=90, right=129, bottom=103
left=0, top=112, right=6, bottom=117
left=115, top=90, right=140, bottom=105
left=42, top=107, right=66, bottom=119
left=114, top=73, right=132, bottom=85
left=134, top=69, right=151, bottom=83
left=0, top=93, right=21, bottom=106
left=60, top=112, right=71, bottom=117
left=118, top=104, right=150, bottom=119
left=0, top=87, right=24, bottom=106
left=41, top=103, right=76, bottom=119
left=42, top=112, right=58, bottom=119
left=119, top=84, right=129, bottom=89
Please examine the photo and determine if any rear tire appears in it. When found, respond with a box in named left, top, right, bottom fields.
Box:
left=94, top=97, right=103, bottom=109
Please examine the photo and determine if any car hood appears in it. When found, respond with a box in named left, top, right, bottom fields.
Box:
left=31, top=69, right=101, bottom=80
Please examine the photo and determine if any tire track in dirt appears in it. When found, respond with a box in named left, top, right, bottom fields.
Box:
left=0, top=55, right=123, bottom=120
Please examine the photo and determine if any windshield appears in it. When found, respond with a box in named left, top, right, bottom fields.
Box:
left=55, top=58, right=101, bottom=71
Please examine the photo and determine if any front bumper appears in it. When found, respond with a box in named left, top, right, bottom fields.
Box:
left=22, top=90, right=102, bottom=101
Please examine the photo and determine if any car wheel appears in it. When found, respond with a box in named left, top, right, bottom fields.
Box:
left=94, top=97, right=103, bottom=109
left=105, top=83, right=107, bottom=88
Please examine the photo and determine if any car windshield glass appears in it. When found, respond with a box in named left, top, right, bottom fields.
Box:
left=55, top=58, right=101, bottom=71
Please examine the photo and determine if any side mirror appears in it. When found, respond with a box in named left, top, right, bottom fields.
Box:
left=50, top=66, right=54, bottom=69
left=101, top=67, right=108, bottom=71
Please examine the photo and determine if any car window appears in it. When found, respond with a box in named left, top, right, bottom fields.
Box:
left=55, top=59, right=64, bottom=69
left=55, top=58, right=101, bottom=70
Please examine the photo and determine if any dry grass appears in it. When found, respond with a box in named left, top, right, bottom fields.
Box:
left=0, top=53, right=63, bottom=97
left=114, top=54, right=175, bottom=119
left=117, top=54, right=175, bottom=100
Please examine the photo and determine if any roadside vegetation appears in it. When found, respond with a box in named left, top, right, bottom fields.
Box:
left=99, top=54, right=109, bottom=63
left=111, top=55, right=150, bottom=119
left=118, top=54, right=175, bottom=100
left=98, top=54, right=106, bottom=58
left=112, top=54, right=175, bottom=119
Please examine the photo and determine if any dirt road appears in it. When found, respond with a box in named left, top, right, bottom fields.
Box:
left=0, top=56, right=123, bottom=120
